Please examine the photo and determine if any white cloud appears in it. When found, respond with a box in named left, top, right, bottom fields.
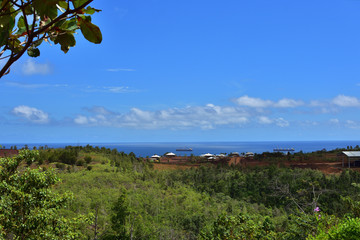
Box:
left=300, top=120, right=319, bottom=126
left=83, top=86, right=136, bottom=93
left=309, top=100, right=325, bottom=107
left=74, top=104, right=250, bottom=130
left=234, top=95, right=273, bottom=108
left=258, top=116, right=273, bottom=124
left=74, top=116, right=88, bottom=125
left=234, top=94, right=360, bottom=109
left=329, top=118, right=340, bottom=124
left=12, top=105, right=49, bottom=124
left=72, top=103, right=296, bottom=130
left=332, top=95, right=360, bottom=107
left=257, top=116, right=289, bottom=127
left=103, top=86, right=131, bottom=93
left=21, top=59, right=51, bottom=75
left=274, top=98, right=304, bottom=108
left=275, top=118, right=289, bottom=127
left=71, top=94, right=360, bottom=130
left=345, top=120, right=360, bottom=129
left=234, top=95, right=303, bottom=108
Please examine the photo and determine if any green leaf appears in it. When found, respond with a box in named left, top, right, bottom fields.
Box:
left=33, top=39, right=44, bottom=48
left=72, top=0, right=88, bottom=8
left=24, top=4, right=33, bottom=15
left=54, top=33, right=76, bottom=53
left=83, top=6, right=95, bottom=15
left=58, top=1, right=69, bottom=9
left=27, top=48, right=40, bottom=57
left=0, top=31, right=9, bottom=46
left=55, top=33, right=76, bottom=46
left=60, top=45, right=70, bottom=53
left=16, top=16, right=27, bottom=35
left=0, top=9, right=16, bottom=34
left=17, top=16, right=25, bottom=29
left=78, top=18, right=102, bottom=44
left=59, top=19, right=78, bottom=31
left=8, top=38, right=22, bottom=53
left=83, top=6, right=101, bottom=15
left=33, top=0, right=60, bottom=19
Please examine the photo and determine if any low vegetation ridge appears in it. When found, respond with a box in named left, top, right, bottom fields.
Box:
left=1, top=144, right=360, bottom=239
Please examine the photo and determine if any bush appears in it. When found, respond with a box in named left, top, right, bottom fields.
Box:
left=59, top=150, right=77, bottom=165
left=76, top=159, right=85, bottom=166
left=84, top=156, right=92, bottom=164
left=55, top=163, right=66, bottom=170
left=87, top=166, right=92, bottom=171
left=37, top=158, right=44, bottom=165
left=325, top=218, right=360, bottom=240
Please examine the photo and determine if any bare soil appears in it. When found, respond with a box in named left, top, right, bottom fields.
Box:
left=153, top=155, right=354, bottom=174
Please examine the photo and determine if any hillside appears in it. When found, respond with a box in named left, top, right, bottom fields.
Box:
left=2, top=146, right=360, bottom=239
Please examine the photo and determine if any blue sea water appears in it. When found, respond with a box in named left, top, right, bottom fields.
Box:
left=2, top=141, right=360, bottom=157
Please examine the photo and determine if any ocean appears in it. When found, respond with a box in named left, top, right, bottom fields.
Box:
left=2, top=141, right=360, bottom=157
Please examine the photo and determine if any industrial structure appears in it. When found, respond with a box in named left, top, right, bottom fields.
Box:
left=341, top=151, right=360, bottom=168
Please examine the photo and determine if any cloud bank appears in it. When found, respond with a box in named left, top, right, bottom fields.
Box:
left=74, top=104, right=252, bottom=130
left=72, top=94, right=360, bottom=130
left=12, top=105, right=49, bottom=124
left=7, top=94, right=360, bottom=131
left=234, top=95, right=303, bottom=108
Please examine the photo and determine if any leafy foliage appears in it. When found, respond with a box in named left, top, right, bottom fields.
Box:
left=0, top=150, right=89, bottom=239
left=200, top=213, right=278, bottom=240
left=0, top=0, right=102, bottom=77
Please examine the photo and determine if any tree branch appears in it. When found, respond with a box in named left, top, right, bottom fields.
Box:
left=33, top=0, right=94, bottom=36
left=0, top=7, right=36, bottom=78
left=0, top=0, right=94, bottom=78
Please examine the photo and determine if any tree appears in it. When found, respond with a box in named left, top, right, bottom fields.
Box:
left=0, top=0, right=102, bottom=78
left=101, top=189, right=130, bottom=240
left=199, top=213, right=277, bottom=240
left=111, top=189, right=129, bottom=239
left=0, top=149, right=90, bottom=239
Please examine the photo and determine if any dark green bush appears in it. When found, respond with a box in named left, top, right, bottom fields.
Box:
left=84, top=156, right=92, bottom=164
left=76, top=159, right=85, bottom=166
left=55, top=163, right=66, bottom=170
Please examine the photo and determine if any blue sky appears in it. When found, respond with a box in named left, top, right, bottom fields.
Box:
left=1, top=0, right=360, bottom=143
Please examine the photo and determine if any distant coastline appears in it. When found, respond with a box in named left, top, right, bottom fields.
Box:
left=2, top=140, right=360, bottom=157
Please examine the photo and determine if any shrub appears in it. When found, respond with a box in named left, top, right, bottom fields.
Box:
left=55, top=163, right=66, bottom=170
left=76, top=159, right=85, bottom=166
left=84, top=156, right=92, bottom=164
left=326, top=218, right=360, bottom=240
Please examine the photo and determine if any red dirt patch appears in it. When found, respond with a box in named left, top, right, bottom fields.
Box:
left=153, top=164, right=199, bottom=171
left=152, top=156, right=354, bottom=174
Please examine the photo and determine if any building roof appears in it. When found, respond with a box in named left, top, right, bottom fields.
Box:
left=151, top=154, right=160, bottom=158
left=201, top=153, right=214, bottom=157
left=230, top=152, right=240, bottom=155
left=342, top=151, right=360, bottom=157
left=165, top=152, right=176, bottom=156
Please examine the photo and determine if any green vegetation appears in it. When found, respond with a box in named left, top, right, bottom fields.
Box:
left=1, top=146, right=360, bottom=239
left=0, top=150, right=89, bottom=239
